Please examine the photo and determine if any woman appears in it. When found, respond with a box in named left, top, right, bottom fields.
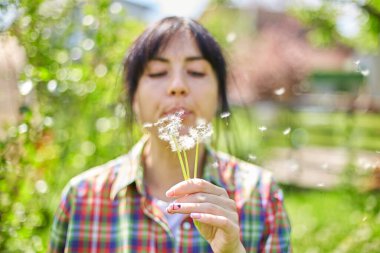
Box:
left=49, top=16, right=291, bottom=253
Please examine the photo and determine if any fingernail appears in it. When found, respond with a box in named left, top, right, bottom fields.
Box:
left=166, top=189, right=174, bottom=197
left=171, top=203, right=181, bottom=210
left=190, top=213, right=201, bottom=219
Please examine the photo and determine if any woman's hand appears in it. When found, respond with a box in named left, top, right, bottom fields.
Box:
left=166, top=179, right=246, bottom=253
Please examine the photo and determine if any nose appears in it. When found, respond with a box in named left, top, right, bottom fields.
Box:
left=167, top=74, right=189, bottom=96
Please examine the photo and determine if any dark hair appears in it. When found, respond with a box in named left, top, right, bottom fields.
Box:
left=123, top=16, right=229, bottom=114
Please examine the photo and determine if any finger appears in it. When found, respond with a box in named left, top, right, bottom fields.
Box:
left=190, top=213, right=239, bottom=234
left=174, top=193, right=237, bottom=212
left=166, top=202, right=238, bottom=222
left=166, top=178, right=228, bottom=198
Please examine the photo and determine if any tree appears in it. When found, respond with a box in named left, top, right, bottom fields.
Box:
left=289, top=0, right=380, bottom=52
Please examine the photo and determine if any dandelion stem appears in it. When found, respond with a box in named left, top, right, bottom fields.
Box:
left=171, top=136, right=188, bottom=180
left=183, top=150, right=190, bottom=180
left=194, top=138, right=199, bottom=178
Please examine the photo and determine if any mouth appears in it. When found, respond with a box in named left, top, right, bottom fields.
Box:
left=163, top=107, right=192, bottom=119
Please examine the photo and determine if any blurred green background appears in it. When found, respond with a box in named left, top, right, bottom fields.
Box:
left=1, top=0, right=380, bottom=252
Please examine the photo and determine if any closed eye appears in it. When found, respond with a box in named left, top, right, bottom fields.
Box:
left=148, top=72, right=167, bottom=78
left=188, top=71, right=205, bottom=77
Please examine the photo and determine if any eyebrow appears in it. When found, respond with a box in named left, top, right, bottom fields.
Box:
left=150, top=56, right=205, bottom=63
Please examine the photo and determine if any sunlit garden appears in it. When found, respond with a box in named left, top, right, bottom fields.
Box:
left=1, top=0, right=380, bottom=252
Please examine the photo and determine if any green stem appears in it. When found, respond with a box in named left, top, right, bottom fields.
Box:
left=183, top=150, right=190, bottom=180
left=194, top=138, right=199, bottom=178
left=171, top=136, right=188, bottom=180
left=194, top=220, right=201, bottom=231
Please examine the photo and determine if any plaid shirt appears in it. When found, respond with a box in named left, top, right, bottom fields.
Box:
left=49, top=137, right=291, bottom=252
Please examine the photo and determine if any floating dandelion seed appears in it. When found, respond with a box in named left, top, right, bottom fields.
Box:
left=361, top=69, right=370, bottom=76
left=317, top=183, right=325, bottom=188
left=226, top=32, right=236, bottom=43
left=355, top=59, right=370, bottom=76
left=248, top=154, right=257, bottom=161
left=283, top=127, right=291, bottom=135
left=220, top=111, right=231, bottom=119
left=143, top=122, right=153, bottom=128
left=258, top=126, right=267, bottom=132
left=274, top=87, right=285, bottom=96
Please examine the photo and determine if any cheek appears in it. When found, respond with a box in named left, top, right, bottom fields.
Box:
left=195, top=82, right=219, bottom=120
left=133, top=83, right=160, bottom=123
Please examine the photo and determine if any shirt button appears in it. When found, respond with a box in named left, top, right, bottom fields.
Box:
left=182, top=221, right=191, bottom=230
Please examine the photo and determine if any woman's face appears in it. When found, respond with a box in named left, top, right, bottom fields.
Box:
left=133, top=31, right=219, bottom=130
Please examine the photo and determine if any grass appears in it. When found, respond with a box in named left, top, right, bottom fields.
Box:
left=283, top=185, right=380, bottom=253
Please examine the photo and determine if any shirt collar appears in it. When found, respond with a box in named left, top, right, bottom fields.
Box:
left=110, top=135, right=148, bottom=199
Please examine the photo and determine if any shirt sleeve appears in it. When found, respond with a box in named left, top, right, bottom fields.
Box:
left=48, top=184, right=73, bottom=253
left=263, top=178, right=292, bottom=253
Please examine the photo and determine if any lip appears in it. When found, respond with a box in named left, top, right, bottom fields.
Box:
left=163, top=107, right=192, bottom=118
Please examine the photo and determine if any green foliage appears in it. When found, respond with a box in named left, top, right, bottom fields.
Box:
left=1, top=0, right=144, bottom=251
left=289, top=0, right=380, bottom=52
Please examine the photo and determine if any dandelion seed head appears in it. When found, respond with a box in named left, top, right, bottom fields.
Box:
left=156, top=112, right=213, bottom=151
left=169, top=139, right=177, bottom=152
left=189, top=127, right=198, bottom=139
left=179, top=135, right=196, bottom=150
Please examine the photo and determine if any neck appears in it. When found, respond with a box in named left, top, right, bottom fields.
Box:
left=143, top=135, right=205, bottom=201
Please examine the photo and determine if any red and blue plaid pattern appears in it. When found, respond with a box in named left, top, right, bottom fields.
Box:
left=49, top=138, right=291, bottom=252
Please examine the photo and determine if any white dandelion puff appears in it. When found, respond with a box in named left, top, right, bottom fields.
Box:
left=179, top=135, right=196, bottom=151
